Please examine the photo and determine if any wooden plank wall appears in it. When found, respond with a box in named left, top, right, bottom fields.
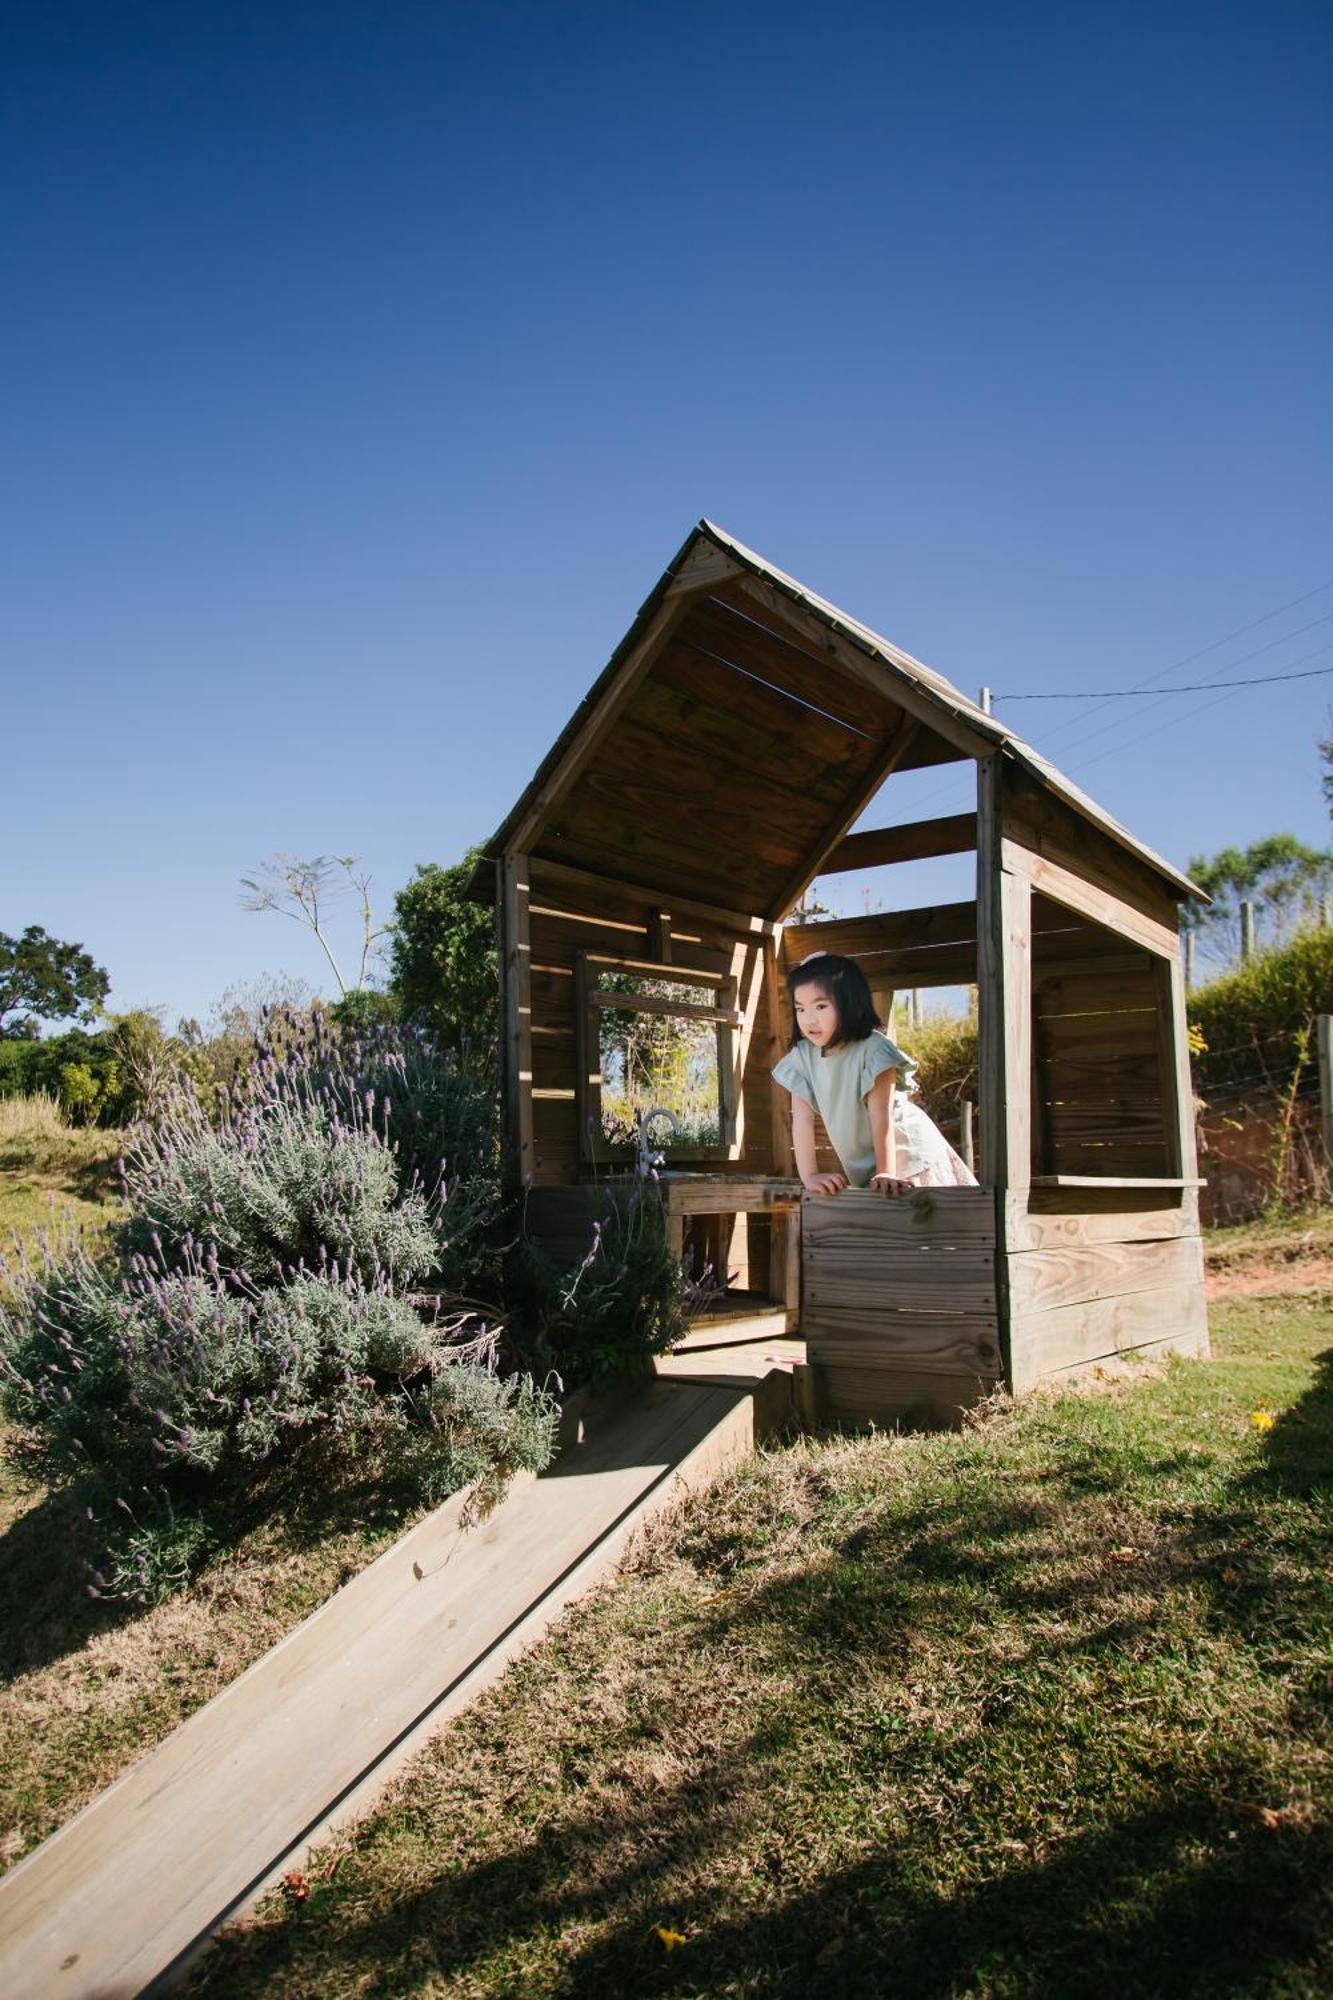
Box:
left=994, top=761, right=1208, bottom=1391
left=802, top=1188, right=1003, bottom=1425
left=1031, top=960, right=1172, bottom=1180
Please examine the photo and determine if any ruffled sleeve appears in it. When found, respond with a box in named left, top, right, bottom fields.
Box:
left=858, top=1030, right=917, bottom=1099
left=772, top=1045, right=817, bottom=1108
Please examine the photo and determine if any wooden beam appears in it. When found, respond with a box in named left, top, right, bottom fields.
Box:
left=1028, top=1175, right=1204, bottom=1189
left=527, top=854, right=776, bottom=939
left=508, top=595, right=695, bottom=855
left=820, top=813, right=977, bottom=875
left=501, top=854, right=535, bottom=1188
left=766, top=712, right=925, bottom=920
left=729, top=575, right=995, bottom=763
left=782, top=901, right=977, bottom=967
left=1001, top=841, right=1181, bottom=960
left=586, top=990, right=742, bottom=1027
left=662, top=534, right=748, bottom=599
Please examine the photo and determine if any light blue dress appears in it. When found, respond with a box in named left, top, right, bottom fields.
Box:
left=772, top=1030, right=976, bottom=1187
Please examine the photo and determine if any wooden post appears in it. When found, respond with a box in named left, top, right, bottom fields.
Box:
left=1183, top=928, right=1196, bottom=992
left=979, top=686, right=993, bottom=715
left=1319, top=1015, right=1333, bottom=1167
left=1153, top=954, right=1200, bottom=1182
left=1240, top=900, right=1256, bottom=961
left=976, top=757, right=1032, bottom=1196
left=960, top=1099, right=975, bottom=1172
left=501, top=854, right=534, bottom=1189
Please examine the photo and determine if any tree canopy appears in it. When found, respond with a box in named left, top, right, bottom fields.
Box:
left=1184, top=835, right=1333, bottom=963
left=0, top=927, right=110, bottom=1039
left=389, top=854, right=498, bottom=1067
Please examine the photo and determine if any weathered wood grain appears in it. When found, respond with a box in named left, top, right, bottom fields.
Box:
left=770, top=712, right=927, bottom=920
left=528, top=854, right=776, bottom=940
left=820, top=813, right=978, bottom=874
left=727, top=572, right=995, bottom=762
left=811, top=1362, right=1001, bottom=1429
left=804, top=1250, right=998, bottom=1312
left=809, top=1318, right=1002, bottom=1372
left=1002, top=839, right=1180, bottom=959
left=509, top=593, right=695, bottom=856
left=977, top=757, right=1032, bottom=1193
left=1004, top=1187, right=1199, bottom=1250
left=801, top=1186, right=997, bottom=1246
left=694, top=587, right=904, bottom=739
left=1000, top=764, right=1186, bottom=934
left=1008, top=1278, right=1209, bottom=1390
left=782, top=901, right=977, bottom=966
left=1006, top=1235, right=1204, bottom=1316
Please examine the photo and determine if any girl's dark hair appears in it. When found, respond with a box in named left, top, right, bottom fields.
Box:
left=787, top=953, right=883, bottom=1048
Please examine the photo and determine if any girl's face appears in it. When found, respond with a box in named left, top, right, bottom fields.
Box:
left=793, top=980, right=839, bottom=1050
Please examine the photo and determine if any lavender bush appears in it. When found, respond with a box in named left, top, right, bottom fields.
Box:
left=0, top=1032, right=555, bottom=1605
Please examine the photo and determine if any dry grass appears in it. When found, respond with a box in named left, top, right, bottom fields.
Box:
left=193, top=1295, right=1333, bottom=2000
left=0, top=1454, right=433, bottom=1872
left=1205, top=1207, right=1333, bottom=1274
left=0, top=1093, right=122, bottom=1269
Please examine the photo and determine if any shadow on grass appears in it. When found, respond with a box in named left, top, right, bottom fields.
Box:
left=197, top=1352, right=1333, bottom=1999
left=0, top=1451, right=436, bottom=1683
left=261, top=1772, right=1330, bottom=2000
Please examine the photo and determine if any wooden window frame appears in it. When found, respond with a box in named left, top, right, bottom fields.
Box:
left=576, top=951, right=740, bottom=1166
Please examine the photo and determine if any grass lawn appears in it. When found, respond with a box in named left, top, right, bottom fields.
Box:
left=193, top=1293, right=1333, bottom=2000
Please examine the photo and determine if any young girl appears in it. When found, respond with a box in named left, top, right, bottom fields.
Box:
left=773, top=952, right=977, bottom=1196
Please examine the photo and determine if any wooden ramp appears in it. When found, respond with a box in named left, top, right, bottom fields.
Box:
left=0, top=1372, right=789, bottom=2000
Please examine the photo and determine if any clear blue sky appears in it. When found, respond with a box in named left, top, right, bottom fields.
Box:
left=4, top=0, right=1330, bottom=1026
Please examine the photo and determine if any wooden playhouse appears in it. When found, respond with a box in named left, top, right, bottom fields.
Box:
left=469, top=522, right=1208, bottom=1424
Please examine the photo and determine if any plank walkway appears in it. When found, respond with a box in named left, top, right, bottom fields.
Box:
left=0, top=1364, right=792, bottom=1999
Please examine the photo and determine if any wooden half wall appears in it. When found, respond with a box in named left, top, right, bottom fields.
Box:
left=981, top=755, right=1208, bottom=1394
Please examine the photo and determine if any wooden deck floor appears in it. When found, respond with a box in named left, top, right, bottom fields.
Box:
left=0, top=1369, right=791, bottom=2000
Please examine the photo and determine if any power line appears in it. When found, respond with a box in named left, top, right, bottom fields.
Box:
left=998, top=644, right=1333, bottom=701
left=817, top=574, right=1333, bottom=851
left=1021, top=582, right=1333, bottom=756
left=1068, top=638, right=1333, bottom=776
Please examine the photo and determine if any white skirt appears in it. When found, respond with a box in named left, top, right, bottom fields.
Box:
left=892, top=1096, right=977, bottom=1187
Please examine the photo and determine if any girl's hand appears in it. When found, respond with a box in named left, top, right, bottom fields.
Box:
left=869, top=1172, right=915, bottom=1198
left=802, top=1171, right=847, bottom=1196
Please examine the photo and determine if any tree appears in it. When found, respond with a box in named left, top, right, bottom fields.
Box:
left=1185, top=835, right=1333, bottom=964
left=1320, top=724, right=1333, bottom=819
left=0, top=927, right=109, bottom=1039
left=240, top=855, right=390, bottom=998
left=389, top=854, right=498, bottom=1065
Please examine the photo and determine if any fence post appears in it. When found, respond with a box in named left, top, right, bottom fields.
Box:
left=1320, top=1016, right=1333, bottom=1168
left=1240, top=900, right=1256, bottom=962
left=960, top=1099, right=975, bottom=1172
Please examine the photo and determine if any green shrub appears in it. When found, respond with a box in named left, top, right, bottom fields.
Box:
left=0, top=1033, right=556, bottom=1605
left=1188, top=927, right=1333, bottom=1092
left=508, top=1182, right=692, bottom=1391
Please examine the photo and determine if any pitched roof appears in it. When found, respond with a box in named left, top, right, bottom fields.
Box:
left=472, top=520, right=1201, bottom=909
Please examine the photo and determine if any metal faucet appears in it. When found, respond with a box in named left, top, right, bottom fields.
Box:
left=636, top=1106, right=679, bottom=1176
